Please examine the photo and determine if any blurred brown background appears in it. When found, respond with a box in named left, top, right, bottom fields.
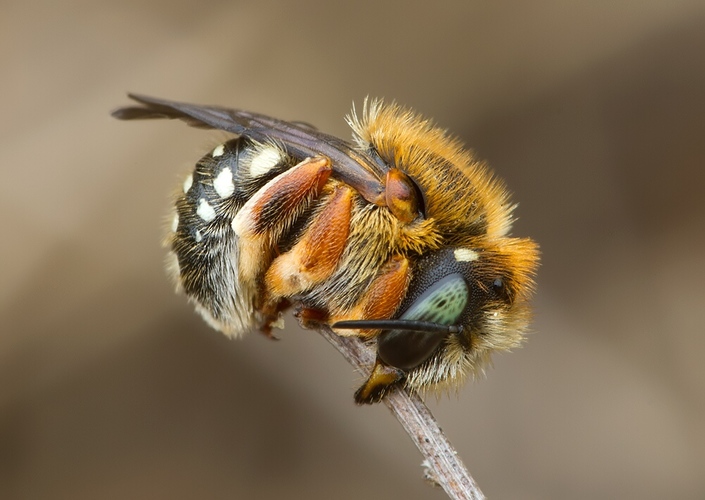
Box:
left=2, top=1, right=704, bottom=498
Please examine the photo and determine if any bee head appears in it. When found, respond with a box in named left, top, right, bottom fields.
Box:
left=334, top=239, right=538, bottom=373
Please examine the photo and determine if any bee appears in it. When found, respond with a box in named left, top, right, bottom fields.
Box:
left=112, top=94, right=539, bottom=404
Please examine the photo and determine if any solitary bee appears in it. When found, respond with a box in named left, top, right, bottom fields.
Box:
left=113, top=94, right=539, bottom=404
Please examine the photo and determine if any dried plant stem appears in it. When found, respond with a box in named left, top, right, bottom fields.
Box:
left=318, top=327, right=485, bottom=500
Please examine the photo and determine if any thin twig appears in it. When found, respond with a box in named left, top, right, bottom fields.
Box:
left=317, top=327, right=486, bottom=500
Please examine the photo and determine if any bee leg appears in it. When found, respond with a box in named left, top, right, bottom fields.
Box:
left=258, top=298, right=291, bottom=340
left=232, top=156, right=332, bottom=285
left=263, top=185, right=353, bottom=300
left=293, top=306, right=329, bottom=330
left=331, top=254, right=410, bottom=338
left=354, top=359, right=406, bottom=404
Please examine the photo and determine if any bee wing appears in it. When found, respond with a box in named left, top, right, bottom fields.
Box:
left=113, top=94, right=386, bottom=205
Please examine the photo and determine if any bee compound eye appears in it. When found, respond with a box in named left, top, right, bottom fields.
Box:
left=377, top=328, right=447, bottom=371
left=377, top=273, right=468, bottom=370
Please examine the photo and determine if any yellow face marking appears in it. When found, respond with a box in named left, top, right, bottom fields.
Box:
left=453, top=248, right=479, bottom=262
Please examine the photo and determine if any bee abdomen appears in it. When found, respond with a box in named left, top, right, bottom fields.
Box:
left=166, top=138, right=291, bottom=335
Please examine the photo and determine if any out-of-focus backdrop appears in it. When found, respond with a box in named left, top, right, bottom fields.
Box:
left=2, top=1, right=704, bottom=498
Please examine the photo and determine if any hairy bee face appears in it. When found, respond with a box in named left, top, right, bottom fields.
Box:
left=113, top=94, right=539, bottom=404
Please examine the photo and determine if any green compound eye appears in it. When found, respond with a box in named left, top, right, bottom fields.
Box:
left=377, top=273, right=468, bottom=370
left=400, top=273, right=468, bottom=326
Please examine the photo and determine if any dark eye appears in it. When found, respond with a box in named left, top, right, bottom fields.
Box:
left=491, top=277, right=511, bottom=303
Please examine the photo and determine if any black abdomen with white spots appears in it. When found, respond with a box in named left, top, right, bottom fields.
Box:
left=166, top=137, right=291, bottom=334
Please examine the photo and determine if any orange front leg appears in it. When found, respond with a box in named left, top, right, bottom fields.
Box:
left=330, top=253, right=412, bottom=403
left=354, top=360, right=406, bottom=405
left=331, top=254, right=410, bottom=338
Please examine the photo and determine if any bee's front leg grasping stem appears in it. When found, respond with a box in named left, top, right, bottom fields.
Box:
left=317, top=326, right=485, bottom=500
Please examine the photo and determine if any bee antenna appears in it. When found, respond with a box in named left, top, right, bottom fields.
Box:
left=332, top=320, right=462, bottom=334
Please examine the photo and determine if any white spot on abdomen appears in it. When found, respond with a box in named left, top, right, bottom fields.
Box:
left=212, top=144, right=225, bottom=157
left=250, top=147, right=283, bottom=177
left=194, top=229, right=203, bottom=242
left=197, top=198, right=216, bottom=222
left=171, top=213, right=179, bottom=232
left=213, top=167, right=235, bottom=198
left=454, top=248, right=479, bottom=262
left=183, top=174, right=193, bottom=193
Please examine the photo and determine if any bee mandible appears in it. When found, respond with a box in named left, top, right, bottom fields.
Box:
left=112, top=94, right=539, bottom=404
